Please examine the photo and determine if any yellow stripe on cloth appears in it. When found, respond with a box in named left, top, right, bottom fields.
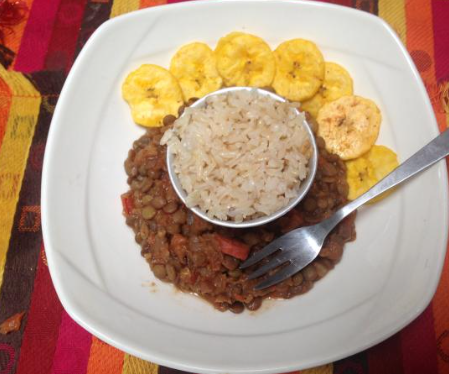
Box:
left=303, top=364, right=334, bottom=374
left=122, top=355, right=159, bottom=374
left=0, top=66, right=41, bottom=291
left=378, top=0, right=406, bottom=45
left=110, top=0, right=140, bottom=18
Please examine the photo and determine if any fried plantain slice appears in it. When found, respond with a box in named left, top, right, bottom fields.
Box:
left=346, top=145, right=399, bottom=203
left=301, top=62, right=353, bottom=118
left=317, top=95, right=381, bottom=160
left=122, top=64, right=184, bottom=127
left=214, top=32, right=276, bottom=87
left=272, top=38, right=325, bottom=101
left=170, top=42, right=222, bottom=100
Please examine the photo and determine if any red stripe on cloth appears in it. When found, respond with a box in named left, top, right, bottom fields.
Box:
left=15, top=246, right=64, bottom=374
left=431, top=0, right=449, bottom=82
left=50, top=311, right=92, bottom=374
left=400, top=304, right=439, bottom=374
left=320, top=0, right=352, bottom=6
left=368, top=333, right=403, bottom=373
left=13, top=0, right=63, bottom=72
left=44, top=0, right=88, bottom=72
left=432, top=221, right=449, bottom=372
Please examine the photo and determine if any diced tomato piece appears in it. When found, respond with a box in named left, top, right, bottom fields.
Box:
left=233, top=294, right=247, bottom=302
left=214, top=234, right=250, bottom=261
left=190, top=271, right=199, bottom=284
left=171, top=234, right=188, bottom=248
left=121, top=193, right=134, bottom=216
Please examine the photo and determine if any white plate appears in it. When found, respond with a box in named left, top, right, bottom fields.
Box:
left=41, top=1, right=448, bottom=372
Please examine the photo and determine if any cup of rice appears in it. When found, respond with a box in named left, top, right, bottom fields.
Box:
left=161, top=87, right=318, bottom=228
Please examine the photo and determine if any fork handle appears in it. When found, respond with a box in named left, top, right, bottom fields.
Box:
left=321, top=128, right=449, bottom=233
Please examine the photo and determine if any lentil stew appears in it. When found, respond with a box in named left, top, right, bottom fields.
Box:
left=122, top=109, right=356, bottom=313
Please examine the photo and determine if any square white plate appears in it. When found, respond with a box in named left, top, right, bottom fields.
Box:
left=41, top=1, right=448, bottom=373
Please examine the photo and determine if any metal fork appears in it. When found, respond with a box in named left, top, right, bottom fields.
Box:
left=241, top=129, right=449, bottom=290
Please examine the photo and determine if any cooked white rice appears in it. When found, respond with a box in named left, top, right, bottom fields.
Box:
left=160, top=89, right=311, bottom=222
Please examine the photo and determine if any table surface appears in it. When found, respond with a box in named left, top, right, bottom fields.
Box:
left=0, top=0, right=448, bottom=373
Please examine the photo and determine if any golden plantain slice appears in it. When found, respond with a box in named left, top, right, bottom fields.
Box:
left=170, top=42, right=223, bottom=100
left=272, top=39, right=325, bottom=101
left=301, top=62, right=353, bottom=118
left=301, top=62, right=354, bottom=118
left=317, top=95, right=381, bottom=160
left=321, top=62, right=353, bottom=101
left=300, top=92, right=325, bottom=119
left=214, top=31, right=245, bottom=53
left=214, top=32, right=276, bottom=87
left=346, top=145, right=399, bottom=203
left=122, top=64, right=184, bottom=127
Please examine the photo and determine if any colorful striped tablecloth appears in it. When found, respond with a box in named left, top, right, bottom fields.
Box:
left=0, top=0, right=448, bottom=373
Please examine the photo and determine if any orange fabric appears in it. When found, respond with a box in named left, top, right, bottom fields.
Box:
left=0, top=77, right=12, bottom=151
left=139, top=0, right=167, bottom=8
left=86, top=337, right=125, bottom=374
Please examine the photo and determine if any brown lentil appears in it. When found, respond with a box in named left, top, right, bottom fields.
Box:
left=153, top=264, right=166, bottom=279
left=229, top=302, right=245, bottom=314
left=151, top=196, right=167, bottom=209
left=166, top=264, right=177, bottom=281
left=292, top=272, right=304, bottom=286
left=163, top=114, right=177, bottom=126
left=314, top=260, right=329, bottom=278
left=172, top=209, right=187, bottom=224
left=303, top=264, right=318, bottom=281
left=163, top=201, right=178, bottom=214
left=141, top=206, right=156, bottom=220
left=246, top=297, right=262, bottom=311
